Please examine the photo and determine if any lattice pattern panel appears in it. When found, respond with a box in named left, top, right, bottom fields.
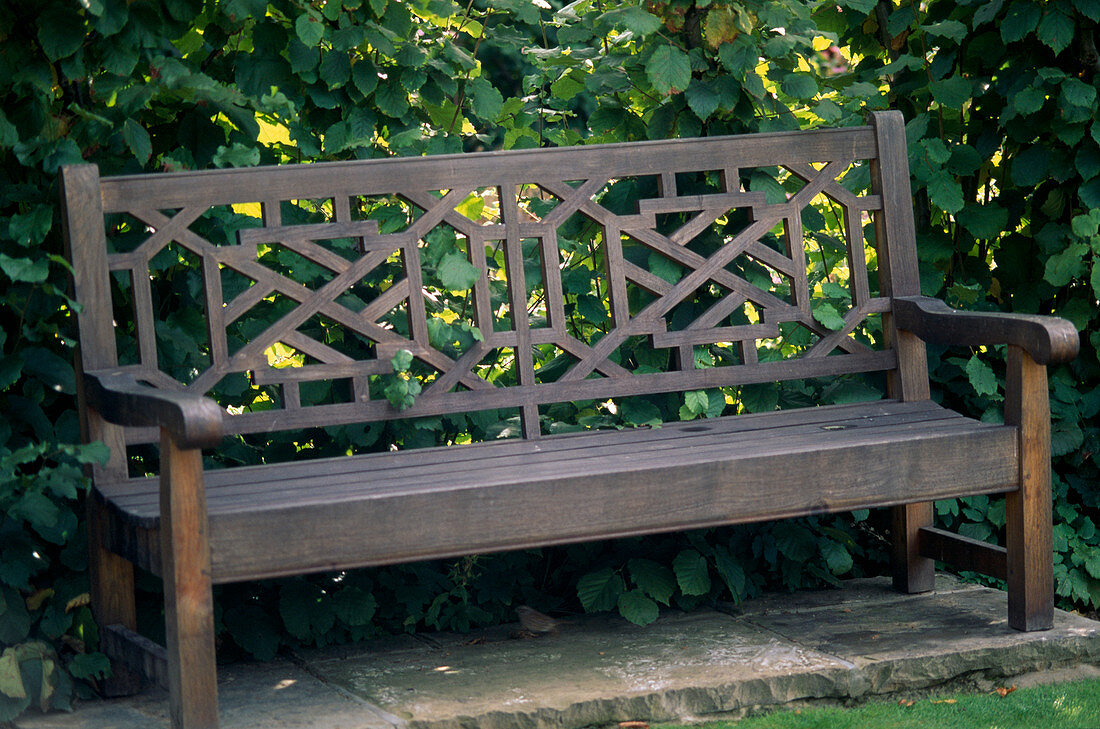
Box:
left=99, top=134, right=896, bottom=440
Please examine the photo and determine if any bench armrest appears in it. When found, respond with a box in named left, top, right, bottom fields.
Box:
left=84, top=370, right=224, bottom=449
left=893, top=296, right=1079, bottom=366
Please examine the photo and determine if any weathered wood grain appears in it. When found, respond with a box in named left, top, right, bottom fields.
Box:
left=85, top=371, right=224, bottom=449
left=893, top=295, right=1080, bottom=366
left=64, top=115, right=1074, bottom=729
left=1004, top=345, right=1054, bottom=631
left=918, top=526, right=1007, bottom=581
left=161, top=431, right=219, bottom=729
left=869, top=111, right=936, bottom=595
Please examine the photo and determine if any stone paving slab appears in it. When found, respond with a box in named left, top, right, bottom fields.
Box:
left=14, top=576, right=1100, bottom=729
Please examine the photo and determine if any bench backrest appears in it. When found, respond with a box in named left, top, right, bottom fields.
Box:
left=62, top=110, right=925, bottom=448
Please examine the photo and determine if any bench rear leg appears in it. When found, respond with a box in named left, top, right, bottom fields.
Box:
left=891, top=502, right=935, bottom=593
left=87, top=496, right=144, bottom=696
left=161, top=431, right=219, bottom=729
left=1005, top=346, right=1054, bottom=631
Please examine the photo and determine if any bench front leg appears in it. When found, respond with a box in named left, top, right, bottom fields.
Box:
left=1004, top=346, right=1054, bottom=631
left=161, top=429, right=219, bottom=729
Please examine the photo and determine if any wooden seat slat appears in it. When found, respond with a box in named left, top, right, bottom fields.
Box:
left=204, top=418, right=1015, bottom=582
left=99, top=400, right=970, bottom=519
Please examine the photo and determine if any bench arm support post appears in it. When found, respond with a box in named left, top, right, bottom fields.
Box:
left=161, top=429, right=219, bottom=728
left=83, top=371, right=224, bottom=450
left=896, top=295, right=1068, bottom=631
left=892, top=295, right=1079, bottom=365
left=1004, top=346, right=1054, bottom=631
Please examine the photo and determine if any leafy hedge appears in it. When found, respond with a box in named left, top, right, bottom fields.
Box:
left=1, top=0, right=1098, bottom=717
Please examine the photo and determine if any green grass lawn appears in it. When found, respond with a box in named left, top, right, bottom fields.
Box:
left=655, top=678, right=1100, bottom=729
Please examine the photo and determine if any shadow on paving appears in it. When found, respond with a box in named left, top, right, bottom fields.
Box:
left=15, top=575, right=1100, bottom=729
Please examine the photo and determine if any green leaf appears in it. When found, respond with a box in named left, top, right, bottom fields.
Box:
left=929, top=76, right=972, bottom=109
left=628, top=558, right=676, bottom=605
left=1037, top=8, right=1075, bottom=54
left=12, top=493, right=59, bottom=530
left=0, top=650, right=26, bottom=701
left=391, top=349, right=414, bottom=372
left=602, top=5, right=662, bottom=36
left=319, top=51, right=351, bottom=90
left=973, top=0, right=1004, bottom=26
left=1011, top=145, right=1050, bottom=186
left=685, top=80, right=720, bottom=121
left=780, top=72, right=817, bottom=100
left=279, top=580, right=333, bottom=641
left=1061, top=78, right=1098, bottom=110
left=1076, top=145, right=1100, bottom=181
left=1081, top=178, right=1100, bottom=209
left=0, top=254, right=49, bottom=284
left=617, top=590, right=659, bottom=626
left=820, top=539, right=853, bottom=575
left=37, top=7, right=85, bottom=61
left=352, top=58, right=378, bottom=97
left=922, top=19, right=967, bottom=43
left=1072, top=212, right=1100, bottom=238
left=212, top=143, right=260, bottom=168
left=1001, top=1, right=1041, bottom=43
left=467, top=77, right=504, bottom=121
left=437, top=252, right=480, bottom=291
left=1012, top=86, right=1046, bottom=115
left=224, top=604, right=280, bottom=661
left=965, top=355, right=999, bottom=397
left=121, top=119, right=152, bottom=165
left=1076, top=0, right=1100, bottom=21
left=577, top=568, right=624, bottom=612
left=957, top=204, right=1008, bottom=240
left=332, top=587, right=377, bottom=626
left=646, top=45, right=691, bottom=95
left=718, top=37, right=758, bottom=76
left=739, top=383, right=778, bottom=413
left=648, top=250, right=681, bottom=283
left=1044, top=242, right=1088, bottom=286
left=813, top=302, right=845, bottom=330
left=712, top=547, right=746, bottom=599
left=67, top=653, right=110, bottom=681
left=684, top=390, right=708, bottom=415
left=374, top=79, right=409, bottom=118
left=8, top=206, right=53, bottom=248
left=0, top=588, right=31, bottom=644
left=620, top=400, right=662, bottom=427
left=0, top=110, right=18, bottom=149
left=295, top=13, right=324, bottom=47
left=826, top=381, right=882, bottom=404
left=672, top=549, right=711, bottom=596
left=838, top=0, right=877, bottom=13
left=926, top=171, right=965, bottom=213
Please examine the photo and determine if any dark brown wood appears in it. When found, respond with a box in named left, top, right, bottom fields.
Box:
left=161, top=430, right=219, bottom=729
left=91, top=403, right=1018, bottom=583
left=98, top=127, right=879, bottom=212
left=918, top=526, right=1007, bottom=581
left=869, top=111, right=936, bottom=595
left=102, top=624, right=169, bottom=690
left=60, top=164, right=145, bottom=697
left=893, top=296, right=1080, bottom=366
left=62, top=117, right=1076, bottom=728
left=1004, top=345, right=1054, bottom=631
left=85, top=371, right=224, bottom=449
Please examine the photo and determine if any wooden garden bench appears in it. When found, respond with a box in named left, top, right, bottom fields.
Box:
left=61, top=110, right=1078, bottom=729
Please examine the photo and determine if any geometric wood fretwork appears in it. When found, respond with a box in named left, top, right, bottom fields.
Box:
left=98, top=126, right=898, bottom=440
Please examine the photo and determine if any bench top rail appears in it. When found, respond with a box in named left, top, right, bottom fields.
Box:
left=64, top=113, right=916, bottom=442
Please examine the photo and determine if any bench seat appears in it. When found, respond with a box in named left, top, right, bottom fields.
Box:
left=96, top=399, right=1016, bottom=583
